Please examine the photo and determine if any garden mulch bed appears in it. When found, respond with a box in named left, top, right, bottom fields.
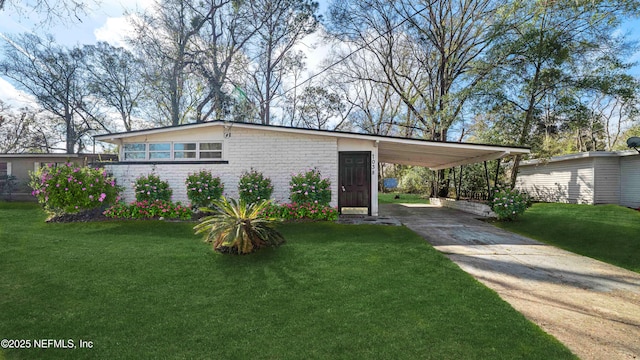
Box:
left=46, top=208, right=111, bottom=223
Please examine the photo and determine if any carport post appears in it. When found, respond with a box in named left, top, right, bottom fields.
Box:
left=484, top=161, right=490, bottom=197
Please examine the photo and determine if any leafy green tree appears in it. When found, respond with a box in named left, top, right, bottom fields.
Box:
left=473, top=0, right=640, bottom=186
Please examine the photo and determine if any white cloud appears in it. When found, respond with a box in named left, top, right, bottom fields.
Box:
left=0, top=78, right=38, bottom=108
left=94, top=15, right=139, bottom=48
left=296, top=29, right=333, bottom=78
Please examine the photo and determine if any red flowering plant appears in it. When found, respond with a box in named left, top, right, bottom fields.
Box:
left=29, top=163, right=120, bottom=215
left=104, top=200, right=192, bottom=220
left=261, top=202, right=339, bottom=221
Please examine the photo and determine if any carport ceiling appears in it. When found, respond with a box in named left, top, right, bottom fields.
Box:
left=376, top=138, right=529, bottom=170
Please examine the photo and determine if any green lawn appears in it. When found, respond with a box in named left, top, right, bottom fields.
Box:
left=378, top=192, right=430, bottom=204
left=0, top=202, right=574, bottom=359
left=495, top=203, right=640, bottom=273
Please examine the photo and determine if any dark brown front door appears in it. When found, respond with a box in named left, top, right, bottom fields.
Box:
left=339, top=152, right=371, bottom=215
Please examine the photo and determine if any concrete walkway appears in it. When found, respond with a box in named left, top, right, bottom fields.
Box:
left=380, top=203, right=640, bottom=360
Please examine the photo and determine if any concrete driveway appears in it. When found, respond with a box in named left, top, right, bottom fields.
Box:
left=380, top=203, right=640, bottom=360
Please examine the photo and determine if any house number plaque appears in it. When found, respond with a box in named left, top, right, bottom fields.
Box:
left=371, top=153, right=376, bottom=175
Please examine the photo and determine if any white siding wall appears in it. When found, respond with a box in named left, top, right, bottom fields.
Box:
left=516, top=158, right=595, bottom=204
left=593, top=157, right=621, bottom=204
left=620, top=155, right=640, bottom=208
left=106, top=127, right=339, bottom=207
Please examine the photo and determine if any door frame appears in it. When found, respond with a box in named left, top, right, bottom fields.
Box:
left=338, top=151, right=372, bottom=216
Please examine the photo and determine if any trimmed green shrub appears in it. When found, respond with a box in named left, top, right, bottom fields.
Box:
left=104, top=200, right=192, bottom=220
left=289, top=168, right=331, bottom=205
left=186, top=170, right=224, bottom=208
left=194, top=197, right=285, bottom=254
left=490, top=187, right=532, bottom=221
left=261, top=202, right=339, bottom=222
left=238, top=169, right=273, bottom=204
left=134, top=174, right=172, bottom=202
left=29, top=163, right=120, bottom=215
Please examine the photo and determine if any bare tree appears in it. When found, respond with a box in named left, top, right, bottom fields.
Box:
left=0, top=101, right=30, bottom=153
left=297, top=85, right=346, bottom=130
left=325, top=49, right=407, bottom=136
left=188, top=0, right=260, bottom=123
left=0, top=34, right=100, bottom=153
left=129, top=0, right=213, bottom=125
left=328, top=0, right=500, bottom=141
left=246, top=0, right=319, bottom=125
left=0, top=0, right=94, bottom=24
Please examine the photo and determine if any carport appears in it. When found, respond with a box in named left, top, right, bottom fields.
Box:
left=329, top=132, right=529, bottom=216
left=375, top=137, right=529, bottom=170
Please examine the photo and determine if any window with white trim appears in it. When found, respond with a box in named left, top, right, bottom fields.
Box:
left=174, top=143, right=197, bottom=159
left=124, top=143, right=147, bottom=160
left=149, top=143, right=171, bottom=159
left=122, top=141, right=223, bottom=161
left=199, top=142, right=222, bottom=159
left=0, top=162, right=6, bottom=191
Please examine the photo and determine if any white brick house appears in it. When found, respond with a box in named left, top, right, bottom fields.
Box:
left=95, top=121, right=528, bottom=216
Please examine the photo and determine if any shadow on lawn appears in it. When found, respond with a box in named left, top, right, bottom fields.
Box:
left=448, top=252, right=640, bottom=292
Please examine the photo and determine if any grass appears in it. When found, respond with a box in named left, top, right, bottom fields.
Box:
left=494, top=203, right=640, bottom=273
left=378, top=192, right=430, bottom=204
left=0, top=202, right=574, bottom=359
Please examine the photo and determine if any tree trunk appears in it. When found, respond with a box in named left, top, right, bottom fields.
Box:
left=437, top=169, right=449, bottom=197
left=65, top=108, right=75, bottom=154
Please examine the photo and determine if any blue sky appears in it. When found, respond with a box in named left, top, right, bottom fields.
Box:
left=0, top=0, right=639, bottom=106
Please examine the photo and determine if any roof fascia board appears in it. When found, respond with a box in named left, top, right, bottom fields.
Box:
left=520, top=151, right=625, bottom=166
left=430, top=151, right=511, bottom=170
left=95, top=121, right=530, bottom=154
left=0, top=154, right=85, bottom=158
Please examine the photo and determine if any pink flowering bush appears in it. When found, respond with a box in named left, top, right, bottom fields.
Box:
left=134, top=174, right=172, bottom=202
left=238, top=169, right=273, bottom=205
left=104, top=200, right=192, bottom=220
left=490, top=187, right=532, bottom=221
left=29, top=163, right=120, bottom=215
left=289, top=168, right=331, bottom=206
left=185, top=170, right=224, bottom=209
left=261, top=202, right=339, bottom=221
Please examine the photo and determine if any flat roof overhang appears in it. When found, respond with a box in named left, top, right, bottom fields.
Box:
left=376, top=139, right=528, bottom=170
left=94, top=121, right=530, bottom=169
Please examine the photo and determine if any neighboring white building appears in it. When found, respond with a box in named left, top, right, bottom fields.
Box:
left=516, top=151, right=640, bottom=208
left=95, top=121, right=528, bottom=216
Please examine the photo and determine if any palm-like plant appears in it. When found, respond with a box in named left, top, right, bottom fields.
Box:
left=194, top=197, right=285, bottom=254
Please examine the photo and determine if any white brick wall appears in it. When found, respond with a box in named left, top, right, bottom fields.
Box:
left=106, top=127, right=339, bottom=207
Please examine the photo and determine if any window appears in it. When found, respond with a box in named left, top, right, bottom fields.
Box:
left=149, top=143, right=171, bottom=159
left=199, top=142, right=222, bottom=159
left=174, top=143, right=197, bottom=159
left=122, top=141, right=223, bottom=161
left=124, top=143, right=146, bottom=160
left=0, top=162, right=8, bottom=191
